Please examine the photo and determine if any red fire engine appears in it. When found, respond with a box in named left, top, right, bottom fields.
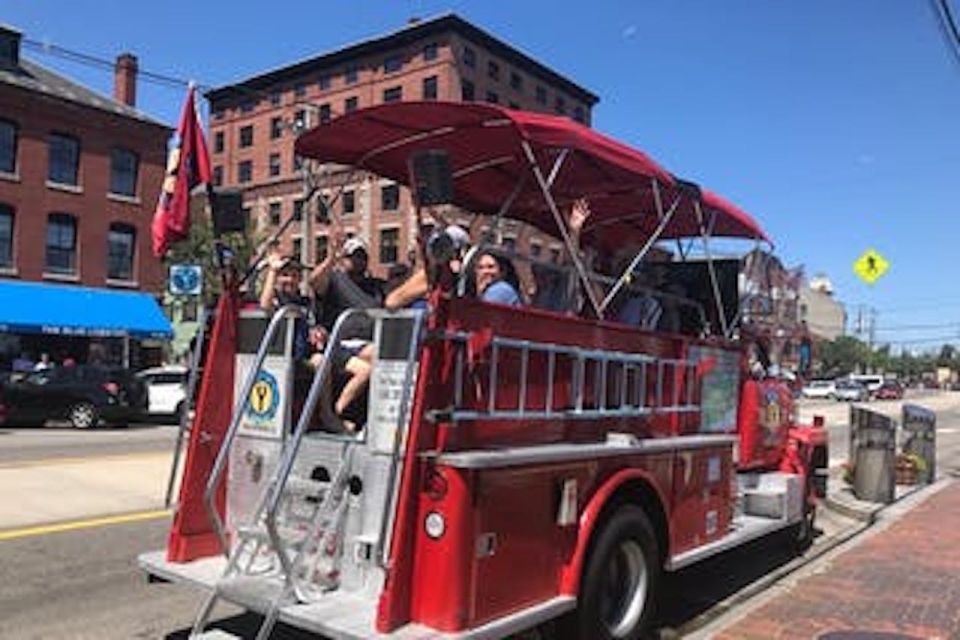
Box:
left=140, top=102, right=828, bottom=640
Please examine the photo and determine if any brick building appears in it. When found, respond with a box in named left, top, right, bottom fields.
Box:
left=206, top=14, right=599, bottom=276
left=0, top=25, right=172, bottom=367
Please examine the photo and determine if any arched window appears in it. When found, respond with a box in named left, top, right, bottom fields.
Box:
left=107, top=222, right=136, bottom=281
left=46, top=213, right=77, bottom=274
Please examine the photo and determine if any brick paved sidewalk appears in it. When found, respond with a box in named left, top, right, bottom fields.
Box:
left=715, top=481, right=960, bottom=640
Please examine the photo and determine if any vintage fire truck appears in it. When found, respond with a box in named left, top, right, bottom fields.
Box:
left=139, top=102, right=828, bottom=640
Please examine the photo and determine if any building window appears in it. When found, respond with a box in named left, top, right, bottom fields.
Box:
left=46, top=213, right=77, bottom=274
left=293, top=153, right=303, bottom=173
left=270, top=117, right=283, bottom=139
left=315, top=235, right=328, bottom=262
left=488, top=60, right=500, bottom=81
left=0, top=204, right=13, bottom=268
left=294, top=82, right=306, bottom=97
left=213, top=131, right=224, bottom=153
left=269, top=153, right=281, bottom=177
left=509, top=71, right=523, bottom=91
left=554, top=96, right=567, bottom=115
left=319, top=103, right=331, bottom=124
left=212, top=165, right=223, bottom=187
left=212, top=109, right=224, bottom=121
left=463, top=46, right=475, bottom=68
left=0, top=119, right=16, bottom=174
left=383, top=86, right=403, bottom=103
left=381, top=183, right=400, bottom=211
left=318, top=75, right=331, bottom=90
left=293, top=199, right=305, bottom=222
left=292, top=238, right=302, bottom=261
left=270, top=90, right=281, bottom=106
left=384, top=54, right=403, bottom=73
left=345, top=96, right=358, bottom=113
left=573, top=106, right=585, bottom=124
left=238, top=160, right=252, bottom=183
left=109, top=148, right=139, bottom=197
left=268, top=202, right=281, bottom=225
left=345, top=65, right=359, bottom=84
left=379, top=228, right=399, bottom=265
left=240, top=100, right=255, bottom=113
left=423, top=43, right=438, bottom=61
left=462, top=79, right=475, bottom=101
left=536, top=86, right=547, bottom=105
left=486, top=91, right=499, bottom=105
left=294, top=109, right=307, bottom=131
left=311, top=196, right=328, bottom=223
left=239, top=125, right=254, bottom=148
left=343, top=190, right=355, bottom=215
left=107, top=223, right=136, bottom=281
left=48, top=133, right=80, bottom=186
left=422, top=75, right=438, bottom=100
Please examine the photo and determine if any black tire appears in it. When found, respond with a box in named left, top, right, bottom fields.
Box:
left=68, top=402, right=99, bottom=429
left=564, top=506, right=660, bottom=640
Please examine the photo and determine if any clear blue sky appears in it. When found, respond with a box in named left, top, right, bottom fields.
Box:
left=6, top=1, right=960, bottom=352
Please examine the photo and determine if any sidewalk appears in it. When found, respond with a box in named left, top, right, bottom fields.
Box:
left=0, top=451, right=173, bottom=530
left=706, top=479, right=960, bottom=639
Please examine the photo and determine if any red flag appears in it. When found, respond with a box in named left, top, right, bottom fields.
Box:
left=152, top=85, right=212, bottom=257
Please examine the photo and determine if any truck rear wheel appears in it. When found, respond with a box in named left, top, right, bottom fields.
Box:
left=564, top=505, right=660, bottom=640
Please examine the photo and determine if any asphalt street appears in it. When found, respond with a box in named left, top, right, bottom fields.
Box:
left=0, top=421, right=179, bottom=464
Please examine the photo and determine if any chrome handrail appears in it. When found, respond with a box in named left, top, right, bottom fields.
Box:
left=202, top=303, right=306, bottom=557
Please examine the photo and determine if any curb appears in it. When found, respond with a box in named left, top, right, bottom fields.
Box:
left=671, top=477, right=953, bottom=639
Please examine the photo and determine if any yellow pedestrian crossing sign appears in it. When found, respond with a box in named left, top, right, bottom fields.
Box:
left=853, top=249, right=889, bottom=285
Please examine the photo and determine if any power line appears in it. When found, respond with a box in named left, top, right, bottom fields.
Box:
left=19, top=35, right=349, bottom=121
left=20, top=37, right=206, bottom=92
left=930, top=0, right=960, bottom=67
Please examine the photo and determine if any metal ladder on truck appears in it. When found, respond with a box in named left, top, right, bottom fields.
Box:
left=441, top=330, right=703, bottom=423
left=191, top=307, right=424, bottom=640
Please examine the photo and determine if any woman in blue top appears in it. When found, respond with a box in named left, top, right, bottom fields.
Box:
left=474, top=251, right=522, bottom=306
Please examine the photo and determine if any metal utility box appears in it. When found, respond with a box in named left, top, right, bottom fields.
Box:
left=901, top=404, right=936, bottom=484
left=850, top=406, right=896, bottom=504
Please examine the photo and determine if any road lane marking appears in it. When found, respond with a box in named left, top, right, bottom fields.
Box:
left=0, top=509, right=171, bottom=541
left=0, top=450, right=172, bottom=470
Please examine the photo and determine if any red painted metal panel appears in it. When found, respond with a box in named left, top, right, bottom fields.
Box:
left=669, top=445, right=734, bottom=555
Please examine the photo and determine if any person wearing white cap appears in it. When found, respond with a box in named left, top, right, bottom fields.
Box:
left=309, top=231, right=386, bottom=340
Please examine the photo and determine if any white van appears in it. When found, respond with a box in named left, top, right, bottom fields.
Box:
left=849, top=374, right=884, bottom=396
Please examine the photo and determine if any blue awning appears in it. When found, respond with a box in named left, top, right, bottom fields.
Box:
left=0, top=280, right=173, bottom=340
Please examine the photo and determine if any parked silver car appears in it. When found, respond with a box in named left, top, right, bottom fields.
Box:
left=834, top=379, right=868, bottom=402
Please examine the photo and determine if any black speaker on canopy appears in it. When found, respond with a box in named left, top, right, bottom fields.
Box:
left=210, top=189, right=246, bottom=236
left=409, top=149, right=454, bottom=206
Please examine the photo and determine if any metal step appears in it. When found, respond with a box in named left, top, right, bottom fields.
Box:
left=216, top=575, right=292, bottom=614
left=191, top=629, right=241, bottom=640
left=284, top=475, right=328, bottom=498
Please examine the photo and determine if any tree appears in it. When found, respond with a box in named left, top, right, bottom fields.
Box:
left=817, top=336, right=868, bottom=376
left=937, top=344, right=957, bottom=368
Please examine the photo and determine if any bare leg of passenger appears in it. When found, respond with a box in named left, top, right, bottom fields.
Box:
left=357, top=343, right=374, bottom=363
left=335, top=356, right=372, bottom=427
left=308, top=353, right=345, bottom=432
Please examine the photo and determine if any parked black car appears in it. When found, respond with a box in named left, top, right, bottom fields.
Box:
left=0, top=365, right=147, bottom=428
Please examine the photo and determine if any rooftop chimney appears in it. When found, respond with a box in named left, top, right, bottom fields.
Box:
left=113, top=52, right=138, bottom=107
left=0, top=25, right=22, bottom=70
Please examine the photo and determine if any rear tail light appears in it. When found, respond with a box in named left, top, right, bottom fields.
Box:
left=102, top=382, right=120, bottom=395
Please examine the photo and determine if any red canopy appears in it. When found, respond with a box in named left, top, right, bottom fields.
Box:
left=294, top=101, right=769, bottom=249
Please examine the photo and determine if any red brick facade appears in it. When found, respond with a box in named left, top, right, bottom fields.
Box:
left=207, top=15, right=597, bottom=278
left=0, top=68, right=170, bottom=293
